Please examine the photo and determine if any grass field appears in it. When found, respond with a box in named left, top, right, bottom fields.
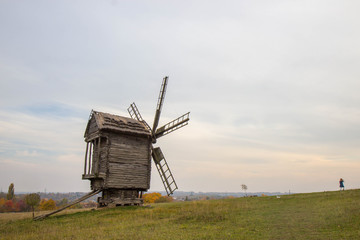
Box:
left=1, top=189, right=359, bottom=239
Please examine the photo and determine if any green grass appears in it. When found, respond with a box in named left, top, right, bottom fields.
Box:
left=1, top=190, right=360, bottom=239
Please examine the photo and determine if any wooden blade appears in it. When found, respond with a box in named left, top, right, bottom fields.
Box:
left=155, top=112, right=190, bottom=139
left=151, top=147, right=178, bottom=195
left=127, top=102, right=142, bottom=121
left=152, top=76, right=168, bottom=134
left=127, top=102, right=152, bottom=132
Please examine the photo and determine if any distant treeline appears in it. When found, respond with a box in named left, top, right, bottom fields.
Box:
left=0, top=188, right=291, bottom=213
left=157, top=191, right=290, bottom=201
left=0, top=186, right=98, bottom=213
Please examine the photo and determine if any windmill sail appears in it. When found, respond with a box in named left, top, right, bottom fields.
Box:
left=128, top=102, right=152, bottom=132
left=152, top=147, right=178, bottom=196
left=127, top=76, right=189, bottom=197
left=155, top=112, right=190, bottom=139
left=152, top=76, right=168, bottom=134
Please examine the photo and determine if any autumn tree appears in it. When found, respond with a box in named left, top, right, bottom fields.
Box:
left=57, top=198, right=69, bottom=207
left=4, top=200, right=14, bottom=212
left=0, top=198, right=6, bottom=212
left=15, top=200, right=27, bottom=212
left=39, top=199, right=56, bottom=211
left=7, top=183, right=15, bottom=200
left=143, top=192, right=162, bottom=203
left=25, top=193, right=40, bottom=218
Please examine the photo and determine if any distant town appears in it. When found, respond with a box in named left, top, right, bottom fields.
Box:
left=8, top=191, right=292, bottom=203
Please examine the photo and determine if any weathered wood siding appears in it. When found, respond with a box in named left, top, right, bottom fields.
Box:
left=106, top=133, right=151, bottom=189
left=84, top=111, right=152, bottom=191
left=99, top=138, right=109, bottom=175
left=85, top=116, right=100, bottom=141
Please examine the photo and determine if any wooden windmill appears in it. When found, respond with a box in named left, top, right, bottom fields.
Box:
left=82, top=76, right=190, bottom=206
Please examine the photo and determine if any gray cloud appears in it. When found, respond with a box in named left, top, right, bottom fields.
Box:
left=1, top=0, right=359, bottom=193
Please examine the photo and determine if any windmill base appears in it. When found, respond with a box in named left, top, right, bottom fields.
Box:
left=98, top=189, right=144, bottom=207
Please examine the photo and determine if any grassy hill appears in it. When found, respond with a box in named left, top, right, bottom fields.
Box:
left=1, top=189, right=359, bottom=239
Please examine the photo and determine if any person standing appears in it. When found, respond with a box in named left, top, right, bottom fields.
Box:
left=339, top=178, right=345, bottom=191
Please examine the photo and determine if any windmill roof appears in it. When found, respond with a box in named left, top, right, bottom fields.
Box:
left=85, top=110, right=151, bottom=137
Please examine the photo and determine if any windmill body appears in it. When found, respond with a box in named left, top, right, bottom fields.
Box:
left=82, top=76, right=190, bottom=206
left=83, top=112, right=152, bottom=206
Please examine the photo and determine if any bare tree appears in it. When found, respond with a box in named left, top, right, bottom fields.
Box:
left=241, top=184, right=248, bottom=196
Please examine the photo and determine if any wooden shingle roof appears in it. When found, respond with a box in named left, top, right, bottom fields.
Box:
left=85, top=110, right=151, bottom=137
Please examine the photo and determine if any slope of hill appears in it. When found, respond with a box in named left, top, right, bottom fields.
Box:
left=1, top=189, right=359, bottom=239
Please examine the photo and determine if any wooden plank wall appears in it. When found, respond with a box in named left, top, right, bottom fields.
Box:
left=86, top=117, right=98, bottom=138
left=106, top=133, right=151, bottom=189
left=99, top=137, right=109, bottom=175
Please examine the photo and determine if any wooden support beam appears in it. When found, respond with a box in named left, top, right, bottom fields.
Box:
left=33, top=189, right=101, bottom=221
left=84, top=142, right=89, bottom=175
left=97, top=137, right=101, bottom=174
left=88, top=142, right=93, bottom=175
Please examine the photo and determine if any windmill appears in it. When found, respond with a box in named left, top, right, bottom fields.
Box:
left=33, top=76, right=189, bottom=219
left=81, top=76, right=190, bottom=207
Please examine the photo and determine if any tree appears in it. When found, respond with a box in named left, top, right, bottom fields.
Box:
left=241, top=184, right=248, bottom=196
left=25, top=193, right=40, bottom=218
left=143, top=192, right=162, bottom=203
left=39, top=199, right=56, bottom=211
left=0, top=198, right=5, bottom=212
left=7, top=183, right=14, bottom=200
left=57, top=198, right=69, bottom=207
left=15, top=200, right=27, bottom=212
left=4, top=200, right=14, bottom=212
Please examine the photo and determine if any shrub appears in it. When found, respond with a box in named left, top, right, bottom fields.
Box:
left=143, top=192, right=162, bottom=203
left=39, top=199, right=57, bottom=211
left=15, top=200, right=28, bottom=212
left=4, top=200, right=14, bottom=212
left=154, top=196, right=174, bottom=203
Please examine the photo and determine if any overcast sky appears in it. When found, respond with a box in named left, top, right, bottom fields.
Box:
left=1, top=0, right=360, bottom=194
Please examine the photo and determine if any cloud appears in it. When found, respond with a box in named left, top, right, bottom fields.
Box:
left=57, top=154, right=83, bottom=163
left=0, top=158, right=39, bottom=169
left=15, top=150, right=41, bottom=157
left=0, top=157, right=89, bottom=193
left=1, top=0, right=360, bottom=193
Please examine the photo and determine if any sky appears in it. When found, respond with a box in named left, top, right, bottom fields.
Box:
left=1, top=0, right=360, bottom=194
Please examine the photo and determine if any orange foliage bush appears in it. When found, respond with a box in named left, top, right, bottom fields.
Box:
left=39, top=199, right=57, bottom=210
left=143, top=193, right=174, bottom=203
left=4, top=200, right=15, bottom=212
left=143, top=192, right=162, bottom=203
left=0, top=198, right=6, bottom=211
left=0, top=198, right=29, bottom=212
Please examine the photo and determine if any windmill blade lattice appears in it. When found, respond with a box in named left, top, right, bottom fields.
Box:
left=127, top=76, right=189, bottom=196
left=155, top=112, right=190, bottom=139
left=128, top=102, right=152, bottom=132
left=152, top=76, right=168, bottom=134
left=152, top=147, right=178, bottom=195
